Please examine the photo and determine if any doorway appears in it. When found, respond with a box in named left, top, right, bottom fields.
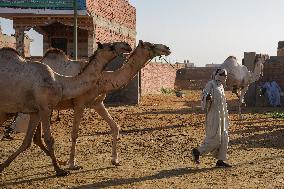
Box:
left=51, top=38, right=67, bottom=54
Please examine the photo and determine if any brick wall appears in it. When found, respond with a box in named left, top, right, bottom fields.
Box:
left=140, top=62, right=185, bottom=95
left=87, top=0, right=136, bottom=47
left=87, top=0, right=136, bottom=104
left=175, top=67, right=216, bottom=90
left=95, top=26, right=135, bottom=47
left=261, top=57, right=284, bottom=90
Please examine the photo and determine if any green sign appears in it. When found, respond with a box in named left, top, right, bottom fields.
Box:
left=0, top=0, right=86, bottom=10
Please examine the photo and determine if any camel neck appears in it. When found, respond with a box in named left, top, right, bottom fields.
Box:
left=56, top=54, right=114, bottom=100
left=99, top=49, right=152, bottom=93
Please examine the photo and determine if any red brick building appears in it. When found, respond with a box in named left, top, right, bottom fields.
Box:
left=0, top=0, right=138, bottom=104
left=0, top=0, right=136, bottom=58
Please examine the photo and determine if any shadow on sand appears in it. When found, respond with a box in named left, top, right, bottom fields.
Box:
left=72, top=166, right=218, bottom=189
left=0, top=166, right=114, bottom=188
left=230, top=124, right=284, bottom=150
left=72, top=153, right=284, bottom=189
left=80, top=122, right=202, bottom=138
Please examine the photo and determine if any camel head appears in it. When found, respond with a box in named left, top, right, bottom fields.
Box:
left=138, top=40, right=171, bottom=59
left=83, top=41, right=132, bottom=74
left=97, top=41, right=132, bottom=56
left=89, top=42, right=132, bottom=64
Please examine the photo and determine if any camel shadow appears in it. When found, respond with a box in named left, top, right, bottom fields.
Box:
left=230, top=124, right=284, bottom=150
left=0, top=166, right=114, bottom=187
left=81, top=122, right=201, bottom=138
left=133, top=107, right=204, bottom=116
left=72, top=166, right=218, bottom=189
left=72, top=154, right=284, bottom=189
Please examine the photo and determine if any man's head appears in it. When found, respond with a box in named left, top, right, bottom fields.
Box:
left=214, top=68, right=227, bottom=84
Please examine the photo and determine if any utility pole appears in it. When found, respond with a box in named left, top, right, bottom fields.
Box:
left=73, top=0, right=78, bottom=60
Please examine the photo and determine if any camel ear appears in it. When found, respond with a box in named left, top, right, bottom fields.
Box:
left=97, top=42, right=103, bottom=49
left=139, top=40, right=144, bottom=46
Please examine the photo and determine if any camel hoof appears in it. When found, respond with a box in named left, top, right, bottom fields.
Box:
left=68, top=165, right=83, bottom=170
left=56, top=169, right=70, bottom=177
left=111, top=160, right=121, bottom=166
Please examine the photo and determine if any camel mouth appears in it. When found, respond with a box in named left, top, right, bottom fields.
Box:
left=118, top=46, right=132, bottom=54
left=160, top=45, right=171, bottom=56
left=123, top=47, right=133, bottom=53
left=161, top=50, right=171, bottom=56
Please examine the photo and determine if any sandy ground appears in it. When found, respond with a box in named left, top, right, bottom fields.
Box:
left=1, top=90, right=284, bottom=189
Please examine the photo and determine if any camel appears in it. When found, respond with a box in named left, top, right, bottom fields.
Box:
left=0, top=41, right=132, bottom=176
left=30, top=40, right=171, bottom=169
left=219, top=55, right=265, bottom=119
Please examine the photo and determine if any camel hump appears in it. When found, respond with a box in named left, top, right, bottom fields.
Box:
left=0, top=47, right=22, bottom=57
left=0, top=47, right=25, bottom=64
left=42, top=48, right=68, bottom=60
left=227, top=56, right=237, bottom=60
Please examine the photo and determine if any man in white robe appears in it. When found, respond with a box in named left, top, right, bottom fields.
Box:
left=192, top=68, right=231, bottom=168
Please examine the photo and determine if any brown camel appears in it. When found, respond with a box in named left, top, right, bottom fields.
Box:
left=31, top=40, right=171, bottom=169
left=0, top=42, right=132, bottom=176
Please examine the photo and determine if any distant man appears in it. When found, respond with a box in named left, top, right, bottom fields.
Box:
left=192, top=68, right=232, bottom=168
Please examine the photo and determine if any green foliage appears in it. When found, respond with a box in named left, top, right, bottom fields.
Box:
left=266, top=112, right=284, bottom=118
left=160, top=87, right=175, bottom=95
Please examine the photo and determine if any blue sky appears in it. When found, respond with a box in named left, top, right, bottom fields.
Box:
left=130, top=0, right=284, bottom=66
left=1, top=0, right=284, bottom=66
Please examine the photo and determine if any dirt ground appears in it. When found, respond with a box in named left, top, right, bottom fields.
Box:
left=1, top=90, right=284, bottom=189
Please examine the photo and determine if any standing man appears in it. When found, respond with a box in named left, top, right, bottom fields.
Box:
left=192, top=68, right=232, bottom=168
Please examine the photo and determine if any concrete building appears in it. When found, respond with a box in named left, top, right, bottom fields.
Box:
left=277, top=41, right=284, bottom=56
left=205, top=63, right=221, bottom=67
left=0, top=26, right=31, bottom=56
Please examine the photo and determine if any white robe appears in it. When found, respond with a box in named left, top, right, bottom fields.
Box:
left=198, top=80, right=229, bottom=161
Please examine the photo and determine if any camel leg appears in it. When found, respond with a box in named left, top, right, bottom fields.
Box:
left=0, top=113, right=39, bottom=172
left=238, top=99, right=242, bottom=120
left=68, top=105, right=84, bottom=170
left=239, top=86, right=249, bottom=120
left=94, top=102, right=121, bottom=166
left=33, top=123, right=50, bottom=156
left=39, top=110, right=69, bottom=176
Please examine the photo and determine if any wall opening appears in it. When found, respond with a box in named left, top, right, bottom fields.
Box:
left=26, top=29, right=43, bottom=56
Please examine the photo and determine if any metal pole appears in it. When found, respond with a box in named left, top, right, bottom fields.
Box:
left=73, top=0, right=78, bottom=60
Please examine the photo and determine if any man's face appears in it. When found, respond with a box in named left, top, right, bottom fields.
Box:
left=215, top=69, right=227, bottom=84
left=218, top=71, right=227, bottom=84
